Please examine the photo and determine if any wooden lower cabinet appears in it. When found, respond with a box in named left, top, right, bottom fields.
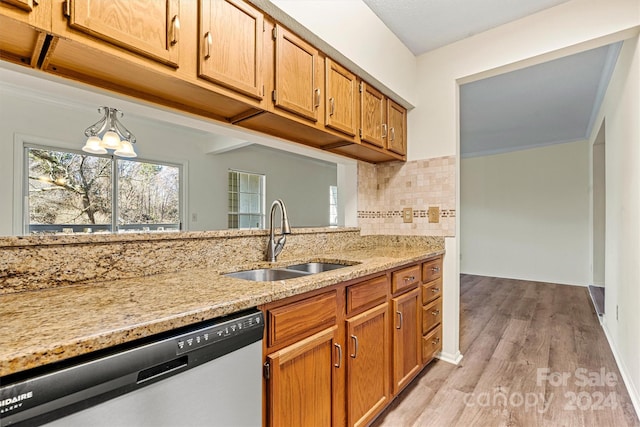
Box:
left=263, top=258, right=443, bottom=426
left=265, top=326, right=339, bottom=427
left=346, top=303, right=389, bottom=427
left=391, top=287, right=421, bottom=394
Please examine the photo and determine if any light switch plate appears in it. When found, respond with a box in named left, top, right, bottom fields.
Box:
left=428, top=207, right=440, bottom=223
left=403, top=207, right=413, bottom=223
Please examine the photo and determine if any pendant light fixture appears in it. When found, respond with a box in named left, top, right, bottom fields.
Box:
left=82, top=107, right=137, bottom=158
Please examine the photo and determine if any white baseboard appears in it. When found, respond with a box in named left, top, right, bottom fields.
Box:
left=601, top=320, right=640, bottom=420
left=437, top=350, right=463, bottom=365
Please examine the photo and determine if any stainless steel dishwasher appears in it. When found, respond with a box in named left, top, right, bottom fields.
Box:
left=0, top=309, right=263, bottom=426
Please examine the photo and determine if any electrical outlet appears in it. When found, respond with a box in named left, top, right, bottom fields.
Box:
left=403, top=207, right=413, bottom=223
left=428, top=206, right=440, bottom=223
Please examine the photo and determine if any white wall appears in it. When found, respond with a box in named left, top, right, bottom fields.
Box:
left=0, top=88, right=337, bottom=235
left=461, top=141, right=590, bottom=285
left=591, top=35, right=640, bottom=414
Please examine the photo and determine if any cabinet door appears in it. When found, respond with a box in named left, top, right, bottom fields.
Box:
left=266, top=327, right=338, bottom=427
left=392, top=288, right=421, bottom=394
left=66, top=0, right=180, bottom=67
left=2, top=0, right=35, bottom=11
left=360, top=82, right=386, bottom=148
left=325, top=58, right=357, bottom=136
left=387, top=99, right=406, bottom=156
left=274, top=24, right=319, bottom=121
left=199, top=0, right=263, bottom=99
left=346, top=303, right=389, bottom=427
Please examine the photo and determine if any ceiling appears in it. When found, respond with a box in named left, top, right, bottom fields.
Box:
left=362, top=0, right=621, bottom=157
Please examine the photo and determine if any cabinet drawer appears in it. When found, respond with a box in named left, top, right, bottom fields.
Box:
left=422, top=297, right=442, bottom=333
left=422, top=278, right=442, bottom=304
left=346, top=275, right=388, bottom=315
left=422, top=324, right=442, bottom=364
left=391, top=264, right=421, bottom=294
left=422, top=257, right=442, bottom=283
left=267, top=291, right=337, bottom=348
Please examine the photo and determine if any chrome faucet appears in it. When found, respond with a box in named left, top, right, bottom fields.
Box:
left=266, top=199, right=292, bottom=262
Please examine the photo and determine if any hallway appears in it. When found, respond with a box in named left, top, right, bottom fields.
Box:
left=372, top=275, right=639, bottom=427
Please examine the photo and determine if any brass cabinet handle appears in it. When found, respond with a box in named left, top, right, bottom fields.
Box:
left=431, top=287, right=440, bottom=293
left=350, top=335, right=359, bottom=359
left=329, top=97, right=335, bottom=116
left=390, top=127, right=395, bottom=142
left=170, top=15, right=180, bottom=46
left=314, top=88, right=321, bottom=108
left=382, top=123, right=388, bottom=138
left=432, top=337, right=440, bottom=345
left=396, top=311, right=403, bottom=330
left=432, top=309, right=440, bottom=316
left=334, top=343, right=342, bottom=368
left=404, top=275, right=415, bottom=282
left=204, top=32, right=213, bottom=59
left=431, top=266, right=440, bottom=272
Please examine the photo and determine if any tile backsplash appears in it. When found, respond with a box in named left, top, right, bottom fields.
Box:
left=358, top=156, right=456, bottom=236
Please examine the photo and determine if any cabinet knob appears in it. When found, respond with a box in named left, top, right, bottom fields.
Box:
left=334, top=343, right=342, bottom=368
left=431, top=266, right=440, bottom=272
left=432, top=337, right=440, bottom=345
left=329, top=97, right=335, bottom=116
left=170, top=15, right=180, bottom=46
left=431, top=287, right=440, bottom=293
left=431, top=309, right=440, bottom=316
left=350, top=335, right=359, bottom=359
left=314, top=88, right=321, bottom=108
left=396, top=311, right=403, bottom=329
left=382, top=123, right=388, bottom=138
left=390, top=127, right=395, bottom=142
left=404, top=275, right=415, bottom=282
left=204, top=32, right=213, bottom=59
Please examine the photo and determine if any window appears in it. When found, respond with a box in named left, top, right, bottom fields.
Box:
left=228, top=170, right=265, bottom=229
left=25, top=145, right=181, bottom=234
left=329, top=185, right=338, bottom=226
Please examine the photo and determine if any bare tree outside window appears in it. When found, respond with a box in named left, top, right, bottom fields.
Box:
left=26, top=146, right=181, bottom=234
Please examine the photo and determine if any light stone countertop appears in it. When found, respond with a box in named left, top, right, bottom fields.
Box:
left=0, top=246, right=443, bottom=377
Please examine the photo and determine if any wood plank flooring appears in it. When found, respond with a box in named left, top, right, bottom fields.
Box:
left=371, top=275, right=640, bottom=427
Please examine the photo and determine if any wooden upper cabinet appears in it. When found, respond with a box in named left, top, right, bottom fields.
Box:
left=273, top=24, right=319, bottom=122
left=198, top=0, right=263, bottom=99
left=2, top=0, right=35, bottom=12
left=360, top=81, right=386, bottom=148
left=325, top=58, right=357, bottom=137
left=387, top=99, right=406, bottom=156
left=64, top=0, right=180, bottom=67
left=0, top=0, right=50, bottom=67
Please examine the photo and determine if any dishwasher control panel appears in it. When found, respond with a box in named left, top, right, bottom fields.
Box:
left=175, top=311, right=263, bottom=355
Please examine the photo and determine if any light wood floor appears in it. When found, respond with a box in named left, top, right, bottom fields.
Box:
left=372, top=275, right=640, bottom=427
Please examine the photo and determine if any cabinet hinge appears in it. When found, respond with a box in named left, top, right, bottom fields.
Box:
left=263, top=362, right=270, bottom=380
left=272, top=90, right=277, bottom=102
left=359, top=82, right=363, bottom=93
left=63, top=0, right=70, bottom=17
left=263, top=20, right=266, bottom=32
left=359, top=128, right=362, bottom=139
left=272, top=27, right=277, bottom=40
left=262, top=85, right=265, bottom=97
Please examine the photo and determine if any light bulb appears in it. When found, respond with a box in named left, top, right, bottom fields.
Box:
left=114, top=140, right=137, bottom=158
left=82, top=136, right=107, bottom=154
left=102, top=131, right=121, bottom=150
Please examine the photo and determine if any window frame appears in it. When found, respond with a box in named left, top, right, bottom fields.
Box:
left=228, top=169, right=266, bottom=229
left=21, top=141, right=184, bottom=235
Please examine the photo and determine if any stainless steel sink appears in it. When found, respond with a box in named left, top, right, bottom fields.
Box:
left=285, top=262, right=349, bottom=274
left=224, top=268, right=309, bottom=282
left=224, top=262, right=354, bottom=282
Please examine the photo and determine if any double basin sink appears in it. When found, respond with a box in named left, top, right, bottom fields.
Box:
left=224, top=262, right=353, bottom=282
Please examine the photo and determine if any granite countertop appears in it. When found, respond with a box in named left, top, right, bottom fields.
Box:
left=0, top=246, right=443, bottom=377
